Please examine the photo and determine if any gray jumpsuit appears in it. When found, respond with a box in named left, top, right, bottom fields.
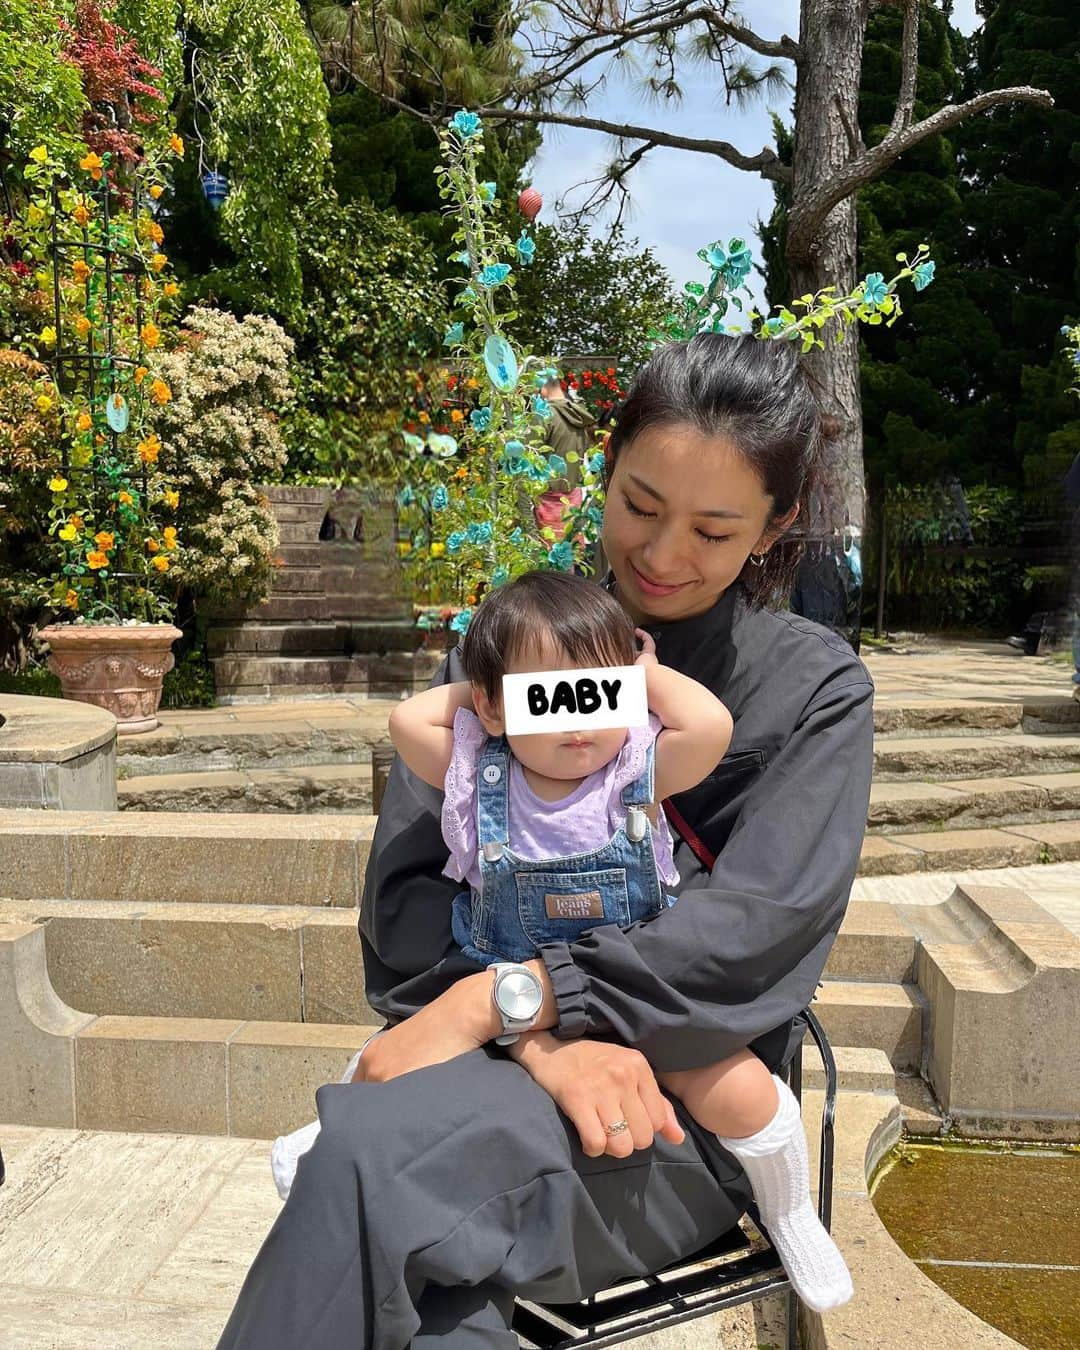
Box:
left=215, top=584, right=874, bottom=1349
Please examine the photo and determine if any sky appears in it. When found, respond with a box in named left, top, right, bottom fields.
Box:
left=527, top=0, right=981, bottom=313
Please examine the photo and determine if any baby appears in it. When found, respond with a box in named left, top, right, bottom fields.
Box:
left=273, top=570, right=852, bottom=1312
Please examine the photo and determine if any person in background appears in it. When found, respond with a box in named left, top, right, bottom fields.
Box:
left=534, top=374, right=596, bottom=543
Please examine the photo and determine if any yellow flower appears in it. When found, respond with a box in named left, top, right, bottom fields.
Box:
left=39, top=326, right=57, bottom=347
left=149, top=184, right=164, bottom=200
left=93, top=531, right=115, bottom=550
left=29, top=145, right=49, bottom=164
left=36, top=394, right=53, bottom=413
left=58, top=524, right=78, bottom=542
left=118, top=490, right=134, bottom=506
left=465, top=593, right=477, bottom=605
left=72, top=202, right=91, bottom=227
left=64, top=589, right=79, bottom=611
left=79, top=151, right=104, bottom=179
left=163, top=282, right=180, bottom=298
left=72, top=259, right=91, bottom=283
left=140, top=277, right=155, bottom=298
left=70, top=515, right=84, bottom=530
left=49, top=476, right=68, bottom=493
left=74, top=316, right=92, bottom=339
left=169, top=134, right=184, bottom=157
left=450, top=409, right=464, bottom=423
left=396, top=541, right=411, bottom=556
left=148, top=222, right=164, bottom=245
left=150, top=253, right=167, bottom=273
left=133, top=366, right=149, bottom=385
left=93, top=433, right=106, bottom=446
left=86, top=550, right=109, bottom=570
left=466, top=377, right=479, bottom=389
left=162, top=488, right=179, bottom=509
left=27, top=204, right=45, bottom=226
left=418, top=411, right=430, bottom=424
left=454, top=466, right=469, bottom=480
left=140, top=322, right=161, bottom=349
left=429, top=542, right=446, bottom=558
left=75, top=412, right=92, bottom=432
left=151, top=554, right=171, bottom=572
left=138, top=432, right=161, bottom=463
left=149, top=379, right=171, bottom=406
left=145, top=537, right=160, bottom=553
left=162, top=526, right=178, bottom=550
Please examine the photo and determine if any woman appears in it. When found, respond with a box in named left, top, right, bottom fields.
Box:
left=216, top=334, right=874, bottom=1349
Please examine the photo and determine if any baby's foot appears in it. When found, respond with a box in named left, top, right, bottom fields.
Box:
left=764, top=1203, right=853, bottom=1312
left=270, top=1119, right=321, bottom=1201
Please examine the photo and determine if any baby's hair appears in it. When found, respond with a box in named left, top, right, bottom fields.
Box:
left=461, top=570, right=638, bottom=702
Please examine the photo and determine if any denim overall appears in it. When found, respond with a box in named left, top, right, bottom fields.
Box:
left=451, top=733, right=673, bottom=966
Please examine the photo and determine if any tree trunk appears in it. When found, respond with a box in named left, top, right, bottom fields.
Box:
left=788, top=0, right=870, bottom=537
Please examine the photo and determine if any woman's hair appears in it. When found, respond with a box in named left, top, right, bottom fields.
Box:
left=608, top=333, right=827, bottom=606
left=461, top=570, right=637, bottom=702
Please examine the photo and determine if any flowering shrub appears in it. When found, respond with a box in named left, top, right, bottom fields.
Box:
left=11, top=138, right=186, bottom=623
left=560, top=364, right=625, bottom=421
left=1062, top=322, right=1080, bottom=397
left=396, top=114, right=606, bottom=632
left=150, top=306, right=293, bottom=613
left=0, top=350, right=61, bottom=533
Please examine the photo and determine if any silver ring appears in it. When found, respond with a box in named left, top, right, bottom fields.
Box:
left=603, top=1119, right=630, bottom=1138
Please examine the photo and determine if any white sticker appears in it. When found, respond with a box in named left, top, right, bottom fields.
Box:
left=502, top=665, right=647, bottom=737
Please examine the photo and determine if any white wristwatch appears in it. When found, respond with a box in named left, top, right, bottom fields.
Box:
left=491, top=962, right=544, bottom=1045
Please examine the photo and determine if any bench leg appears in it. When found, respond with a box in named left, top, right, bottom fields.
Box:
left=786, top=1289, right=799, bottom=1350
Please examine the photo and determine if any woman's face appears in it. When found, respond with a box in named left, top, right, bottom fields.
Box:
left=601, top=421, right=787, bottom=624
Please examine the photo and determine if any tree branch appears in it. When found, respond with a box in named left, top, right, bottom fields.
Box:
left=889, top=0, right=920, bottom=134
left=476, top=104, right=792, bottom=182
left=701, top=7, right=801, bottom=62
left=788, top=85, right=1054, bottom=262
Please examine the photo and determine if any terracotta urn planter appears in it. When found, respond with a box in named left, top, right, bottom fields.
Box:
left=38, top=623, right=183, bottom=735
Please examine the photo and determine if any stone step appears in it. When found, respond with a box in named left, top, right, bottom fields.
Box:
left=118, top=762, right=374, bottom=813
left=872, top=732, right=1080, bottom=781
left=210, top=653, right=370, bottom=694
left=868, top=772, right=1080, bottom=833
left=812, top=980, right=924, bottom=1071
left=206, top=622, right=345, bottom=657
left=872, top=700, right=1022, bottom=737
left=114, top=705, right=392, bottom=776
left=858, top=821, right=1080, bottom=875
left=0, top=808, right=375, bottom=908
left=0, top=899, right=913, bottom=1029
left=54, top=1006, right=909, bottom=1140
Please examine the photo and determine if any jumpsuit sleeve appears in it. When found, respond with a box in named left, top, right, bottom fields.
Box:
left=538, top=671, right=875, bottom=1073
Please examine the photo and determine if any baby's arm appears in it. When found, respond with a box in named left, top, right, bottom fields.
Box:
left=387, top=681, right=476, bottom=789
left=635, top=630, right=733, bottom=801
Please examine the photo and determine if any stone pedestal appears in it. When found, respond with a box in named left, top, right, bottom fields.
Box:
left=0, top=694, right=117, bottom=810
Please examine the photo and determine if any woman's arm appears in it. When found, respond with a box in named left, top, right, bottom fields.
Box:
left=387, top=681, right=475, bottom=789
left=527, top=667, right=875, bottom=1073
left=636, top=635, right=734, bottom=802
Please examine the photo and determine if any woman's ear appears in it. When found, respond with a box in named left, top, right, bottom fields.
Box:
left=471, top=684, right=505, bottom=737
left=755, top=503, right=800, bottom=554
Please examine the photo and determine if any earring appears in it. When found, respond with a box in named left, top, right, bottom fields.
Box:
left=749, top=551, right=767, bottom=567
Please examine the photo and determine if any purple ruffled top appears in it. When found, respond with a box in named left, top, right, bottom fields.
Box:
left=441, top=707, right=679, bottom=893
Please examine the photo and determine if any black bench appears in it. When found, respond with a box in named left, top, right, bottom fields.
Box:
left=512, top=1007, right=836, bottom=1350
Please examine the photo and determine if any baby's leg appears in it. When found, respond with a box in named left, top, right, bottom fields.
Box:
left=659, top=1049, right=777, bottom=1138
left=658, top=1054, right=852, bottom=1314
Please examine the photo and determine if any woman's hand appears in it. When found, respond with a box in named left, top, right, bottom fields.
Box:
left=634, top=628, right=658, bottom=667
left=352, top=972, right=497, bottom=1083
left=509, top=1032, right=685, bottom=1158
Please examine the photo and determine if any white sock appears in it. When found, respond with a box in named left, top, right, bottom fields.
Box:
left=269, top=1047, right=364, bottom=1201
left=717, top=1074, right=853, bottom=1313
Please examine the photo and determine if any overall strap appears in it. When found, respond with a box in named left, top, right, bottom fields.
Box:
left=476, top=735, right=511, bottom=850
left=620, top=733, right=656, bottom=808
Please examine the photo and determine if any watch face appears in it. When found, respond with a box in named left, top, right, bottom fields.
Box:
left=495, top=968, right=543, bottom=1020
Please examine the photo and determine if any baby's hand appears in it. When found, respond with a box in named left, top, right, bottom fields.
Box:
left=634, top=628, right=658, bottom=666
